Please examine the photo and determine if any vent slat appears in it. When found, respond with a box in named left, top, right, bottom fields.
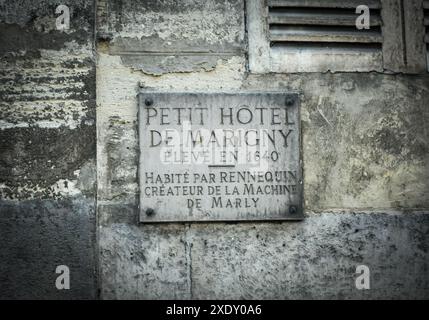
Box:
left=270, top=28, right=382, bottom=43
left=268, top=12, right=381, bottom=26
left=268, top=0, right=381, bottom=9
left=267, top=0, right=382, bottom=49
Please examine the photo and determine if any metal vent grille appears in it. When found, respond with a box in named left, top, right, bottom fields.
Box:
left=268, top=0, right=382, bottom=50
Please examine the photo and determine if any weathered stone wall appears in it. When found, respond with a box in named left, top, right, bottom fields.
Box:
left=97, top=0, right=429, bottom=299
left=1, top=0, right=428, bottom=300
left=0, top=0, right=97, bottom=299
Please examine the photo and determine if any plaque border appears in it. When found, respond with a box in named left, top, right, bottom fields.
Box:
left=137, top=91, right=304, bottom=223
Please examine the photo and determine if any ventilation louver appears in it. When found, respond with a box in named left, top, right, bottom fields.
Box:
left=268, top=0, right=383, bottom=52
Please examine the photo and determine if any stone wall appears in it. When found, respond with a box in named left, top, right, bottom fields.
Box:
left=0, top=0, right=428, bottom=299
left=0, top=0, right=97, bottom=299
left=97, top=0, right=429, bottom=299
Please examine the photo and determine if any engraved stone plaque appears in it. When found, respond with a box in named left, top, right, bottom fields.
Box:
left=138, top=92, right=303, bottom=222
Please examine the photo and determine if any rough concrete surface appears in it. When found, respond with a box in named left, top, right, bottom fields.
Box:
left=99, top=0, right=245, bottom=75
left=96, top=0, right=429, bottom=299
left=0, top=0, right=97, bottom=299
left=0, top=198, right=96, bottom=299
left=189, top=212, right=429, bottom=299
left=99, top=210, right=428, bottom=300
left=1, top=0, right=428, bottom=300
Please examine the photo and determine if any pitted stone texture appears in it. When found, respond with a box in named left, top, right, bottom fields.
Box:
left=97, top=0, right=245, bottom=74
left=98, top=211, right=428, bottom=299
left=99, top=0, right=244, bottom=49
left=0, top=0, right=96, bottom=200
left=0, top=0, right=94, bottom=51
left=189, top=212, right=429, bottom=299
left=244, top=73, right=429, bottom=210
left=95, top=0, right=429, bottom=301
left=0, top=198, right=97, bottom=299
left=99, top=216, right=191, bottom=299
left=0, top=0, right=97, bottom=299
